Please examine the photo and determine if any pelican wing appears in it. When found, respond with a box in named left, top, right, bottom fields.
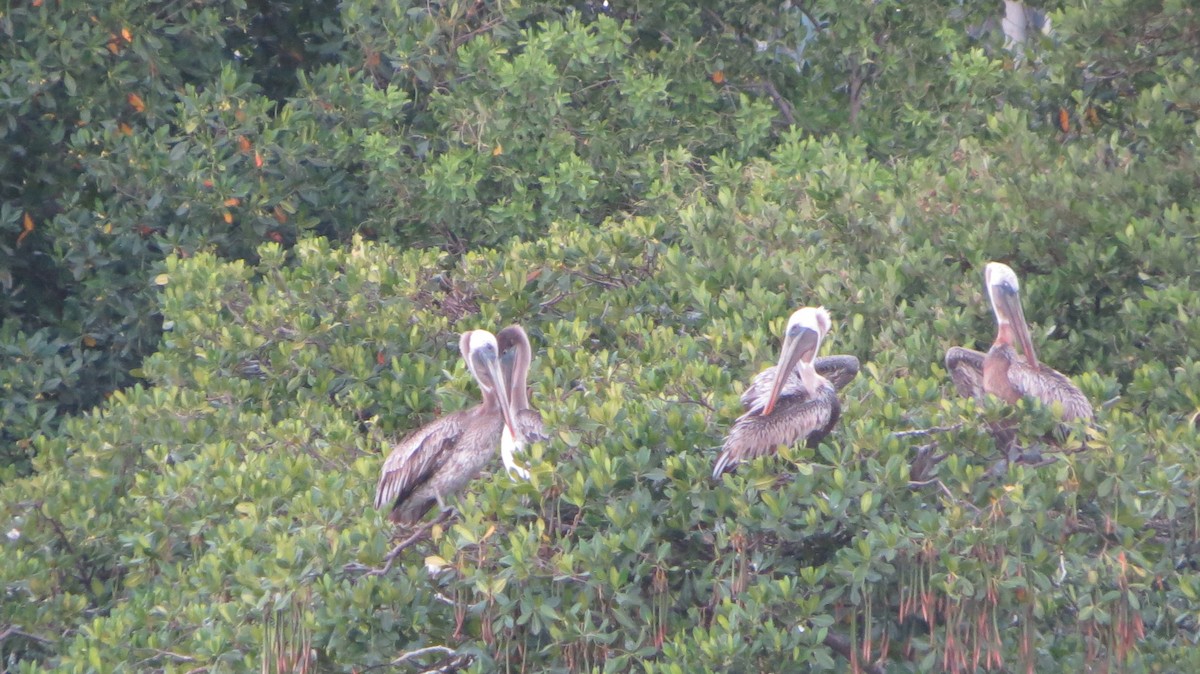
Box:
left=1006, top=360, right=1094, bottom=422
left=815, top=355, right=860, bottom=392
left=516, top=409, right=548, bottom=443
left=715, top=386, right=839, bottom=477
left=944, top=346, right=986, bottom=400
left=374, top=415, right=464, bottom=514
left=740, top=355, right=859, bottom=412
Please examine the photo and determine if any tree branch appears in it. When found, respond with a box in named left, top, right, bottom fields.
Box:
left=889, top=423, right=963, bottom=439
left=0, top=624, right=52, bottom=645
left=343, top=510, right=456, bottom=577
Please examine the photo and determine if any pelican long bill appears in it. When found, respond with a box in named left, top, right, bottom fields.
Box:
left=986, top=263, right=1040, bottom=370
left=761, top=325, right=820, bottom=417
left=474, top=342, right=522, bottom=456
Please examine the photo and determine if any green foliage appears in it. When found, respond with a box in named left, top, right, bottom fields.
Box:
left=0, top=0, right=342, bottom=468
left=2, top=0, right=1200, bottom=671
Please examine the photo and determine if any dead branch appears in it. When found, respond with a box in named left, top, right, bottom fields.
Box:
left=908, top=477, right=980, bottom=513
left=742, top=80, right=796, bottom=126
left=908, top=441, right=948, bottom=482
left=344, top=510, right=456, bottom=577
left=392, top=646, right=456, bottom=666
left=889, top=423, right=963, bottom=439
left=0, top=624, right=52, bottom=645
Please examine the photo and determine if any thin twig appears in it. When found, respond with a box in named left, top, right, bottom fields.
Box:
left=742, top=80, right=796, bottom=126
left=537, top=292, right=568, bottom=310
left=659, top=396, right=716, bottom=412
left=135, top=648, right=197, bottom=668
left=344, top=510, right=455, bottom=577
left=418, top=655, right=475, bottom=674
left=360, top=646, right=472, bottom=673
left=889, top=423, right=963, bottom=439
left=908, top=478, right=981, bottom=513
left=0, top=625, right=52, bottom=645
left=392, top=646, right=456, bottom=666
left=451, top=19, right=503, bottom=49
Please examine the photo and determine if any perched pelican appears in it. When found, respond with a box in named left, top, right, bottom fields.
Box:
left=496, top=325, right=546, bottom=480
left=714, top=307, right=859, bottom=477
left=497, top=325, right=548, bottom=444
left=374, top=330, right=522, bottom=525
left=945, top=262, right=1093, bottom=425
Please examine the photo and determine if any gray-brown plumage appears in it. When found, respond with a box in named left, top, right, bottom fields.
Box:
left=374, top=330, right=520, bottom=525
left=740, top=355, right=860, bottom=413
left=714, top=307, right=856, bottom=478
left=497, top=325, right=547, bottom=443
left=945, top=262, right=1093, bottom=424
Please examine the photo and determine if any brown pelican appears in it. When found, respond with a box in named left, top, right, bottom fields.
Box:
left=714, top=307, right=859, bottom=478
left=497, top=325, right=548, bottom=444
left=496, top=325, right=545, bottom=480
left=374, top=329, right=522, bottom=525
left=945, top=262, right=1093, bottom=425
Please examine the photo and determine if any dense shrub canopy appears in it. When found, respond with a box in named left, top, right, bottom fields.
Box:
left=2, top=0, right=1199, bottom=672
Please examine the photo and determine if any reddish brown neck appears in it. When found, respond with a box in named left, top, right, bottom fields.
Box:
left=993, top=322, right=1014, bottom=349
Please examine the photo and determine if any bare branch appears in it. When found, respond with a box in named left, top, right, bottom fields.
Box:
left=741, top=80, right=796, bottom=126
left=889, top=423, right=963, bottom=439
left=344, top=510, right=456, bottom=577
left=359, top=645, right=473, bottom=673
left=908, top=441, right=948, bottom=482
left=908, top=477, right=979, bottom=512
left=392, top=646, right=456, bottom=666
left=0, top=624, right=53, bottom=645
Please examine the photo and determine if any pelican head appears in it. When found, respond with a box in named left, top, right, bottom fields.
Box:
left=762, top=306, right=831, bottom=416
left=984, top=262, right=1039, bottom=369
left=460, top=330, right=521, bottom=442
left=496, top=325, right=533, bottom=412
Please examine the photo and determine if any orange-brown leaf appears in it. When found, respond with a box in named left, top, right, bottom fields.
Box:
left=223, top=211, right=233, bottom=224
left=107, top=39, right=121, bottom=55
left=17, top=212, right=34, bottom=246
left=1057, top=108, right=1070, bottom=133
left=127, top=93, right=146, bottom=113
left=223, top=197, right=240, bottom=207
left=237, top=136, right=251, bottom=153
left=273, top=206, right=287, bottom=224
left=711, top=70, right=725, bottom=84
left=254, top=151, right=263, bottom=168
left=83, top=335, right=98, bottom=348
left=121, top=27, right=133, bottom=43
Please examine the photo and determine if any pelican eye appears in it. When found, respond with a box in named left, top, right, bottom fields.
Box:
left=996, top=280, right=1019, bottom=295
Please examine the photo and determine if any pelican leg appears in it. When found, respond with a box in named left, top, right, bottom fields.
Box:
left=433, top=493, right=458, bottom=520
